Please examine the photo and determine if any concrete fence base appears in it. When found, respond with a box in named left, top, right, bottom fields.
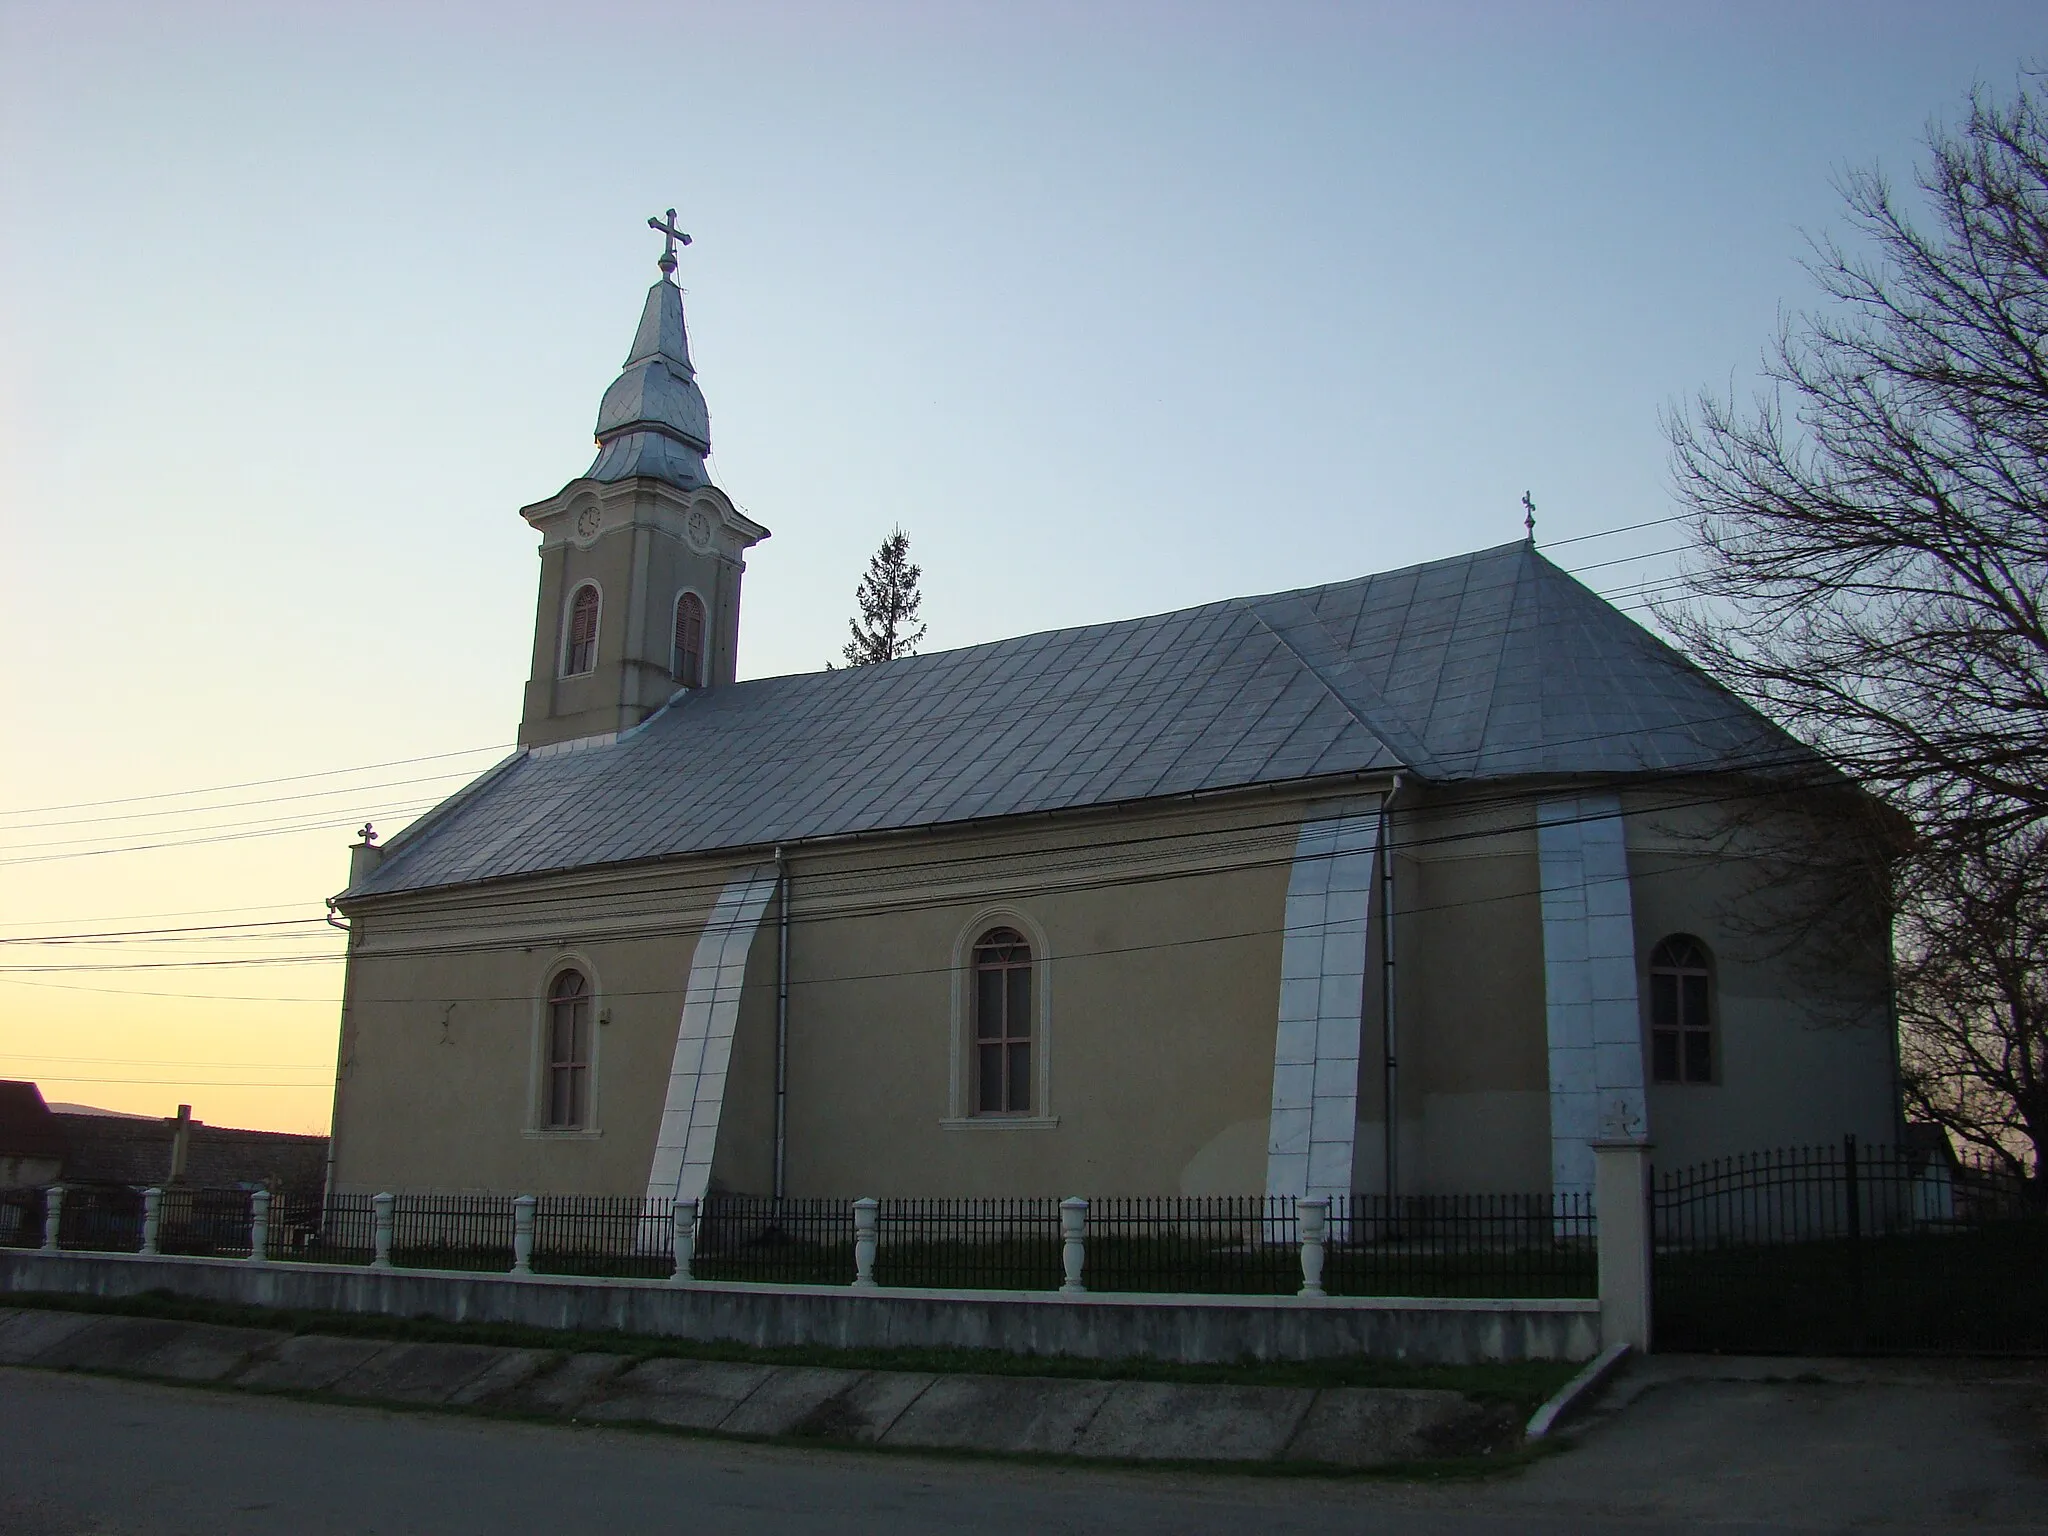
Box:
left=0, top=1250, right=1600, bottom=1366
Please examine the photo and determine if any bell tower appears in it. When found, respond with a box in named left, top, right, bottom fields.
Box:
left=517, top=212, right=770, bottom=750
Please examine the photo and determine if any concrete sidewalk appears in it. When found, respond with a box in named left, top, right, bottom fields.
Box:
left=0, top=1306, right=1519, bottom=1468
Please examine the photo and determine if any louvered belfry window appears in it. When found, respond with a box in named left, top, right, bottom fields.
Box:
left=1648, top=934, right=1714, bottom=1084
left=973, top=927, right=1033, bottom=1114
left=673, top=592, right=706, bottom=685
left=547, top=969, right=592, bottom=1128
left=563, top=584, right=600, bottom=676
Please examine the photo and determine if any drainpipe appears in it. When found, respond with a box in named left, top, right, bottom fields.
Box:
left=773, top=845, right=791, bottom=1200
left=1380, top=775, right=1405, bottom=1203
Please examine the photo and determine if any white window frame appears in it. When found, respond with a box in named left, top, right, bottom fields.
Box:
left=1646, top=932, right=1718, bottom=1087
left=561, top=581, right=603, bottom=678
left=527, top=953, right=604, bottom=1138
left=671, top=587, right=709, bottom=687
left=942, top=906, right=1057, bottom=1130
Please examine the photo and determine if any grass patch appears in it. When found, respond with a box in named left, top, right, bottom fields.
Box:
left=0, top=1287, right=1580, bottom=1409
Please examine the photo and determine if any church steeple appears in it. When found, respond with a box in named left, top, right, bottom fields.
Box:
left=587, top=262, right=712, bottom=490
left=513, top=214, right=769, bottom=751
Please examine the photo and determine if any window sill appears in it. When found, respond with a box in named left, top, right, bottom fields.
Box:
left=939, top=1116, right=1060, bottom=1132
left=523, top=1127, right=604, bottom=1140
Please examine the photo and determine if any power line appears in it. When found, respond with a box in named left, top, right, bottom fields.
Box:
left=0, top=824, right=1827, bottom=1022
left=2, top=571, right=1707, bottom=866
left=20, top=1075, right=332, bottom=1089
left=0, top=509, right=1697, bottom=831
left=0, top=523, right=1707, bottom=867
left=0, top=761, right=1847, bottom=980
left=0, top=697, right=1822, bottom=952
left=1542, top=514, right=1686, bottom=548
left=0, top=796, right=444, bottom=856
left=0, top=798, right=445, bottom=867
left=4, top=768, right=500, bottom=832
left=0, top=900, right=322, bottom=930
left=0, top=744, right=514, bottom=818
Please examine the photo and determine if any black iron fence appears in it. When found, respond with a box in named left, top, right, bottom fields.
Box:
left=6, top=1184, right=1598, bottom=1298
left=874, top=1197, right=1063, bottom=1290
left=532, top=1195, right=673, bottom=1279
left=1652, top=1137, right=2046, bottom=1354
left=1337, top=1193, right=1597, bottom=1298
left=271, top=1190, right=377, bottom=1264
left=693, top=1195, right=855, bottom=1285
left=390, top=1194, right=515, bottom=1271
left=0, top=1187, right=41, bottom=1248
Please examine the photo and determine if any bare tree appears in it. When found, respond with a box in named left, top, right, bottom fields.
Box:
left=1896, top=826, right=2048, bottom=1185
left=839, top=527, right=928, bottom=668
left=1665, top=75, right=2048, bottom=1175
left=1665, top=76, right=2048, bottom=842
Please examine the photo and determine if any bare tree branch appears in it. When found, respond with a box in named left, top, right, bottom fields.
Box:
left=1664, top=74, right=2048, bottom=1178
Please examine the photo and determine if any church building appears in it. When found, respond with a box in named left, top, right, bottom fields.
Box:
left=326, top=230, right=1899, bottom=1205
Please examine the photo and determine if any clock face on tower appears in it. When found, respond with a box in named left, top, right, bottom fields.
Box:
left=685, top=507, right=714, bottom=552
left=575, top=504, right=603, bottom=539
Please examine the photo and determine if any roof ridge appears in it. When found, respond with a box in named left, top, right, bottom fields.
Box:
left=1240, top=591, right=1441, bottom=774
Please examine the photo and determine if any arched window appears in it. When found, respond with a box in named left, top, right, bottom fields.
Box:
left=546, top=969, right=592, bottom=1127
left=562, top=584, right=600, bottom=676
left=973, top=927, right=1033, bottom=1114
left=673, top=591, right=706, bottom=686
left=1648, top=935, right=1714, bottom=1084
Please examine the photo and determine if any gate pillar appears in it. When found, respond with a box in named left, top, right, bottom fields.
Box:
left=1593, top=1139, right=1653, bottom=1353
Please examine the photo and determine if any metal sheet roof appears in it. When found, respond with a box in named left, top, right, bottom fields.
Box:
left=348, top=541, right=1804, bottom=900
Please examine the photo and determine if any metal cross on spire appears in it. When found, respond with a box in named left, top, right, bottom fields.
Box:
left=1522, top=490, right=1537, bottom=542
left=648, top=208, right=692, bottom=278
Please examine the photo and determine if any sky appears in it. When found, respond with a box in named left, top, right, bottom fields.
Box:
left=1, top=0, right=2042, bottom=1134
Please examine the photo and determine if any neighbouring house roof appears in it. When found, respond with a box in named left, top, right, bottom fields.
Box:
left=347, top=539, right=1814, bottom=902
left=0, top=1080, right=66, bottom=1160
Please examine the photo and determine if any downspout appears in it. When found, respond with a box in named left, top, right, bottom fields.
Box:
left=773, top=845, right=791, bottom=1200
left=1380, top=775, right=1405, bottom=1203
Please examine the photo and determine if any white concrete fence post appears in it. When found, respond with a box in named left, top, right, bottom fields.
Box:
left=1059, top=1197, right=1088, bottom=1295
left=670, top=1200, right=697, bottom=1284
left=510, top=1194, right=537, bottom=1275
left=371, top=1192, right=395, bottom=1271
left=1297, top=1196, right=1329, bottom=1298
left=851, top=1198, right=880, bottom=1289
left=140, top=1187, right=162, bottom=1257
left=248, top=1189, right=271, bottom=1263
left=40, top=1185, right=64, bottom=1253
left=1592, top=1139, right=1654, bottom=1353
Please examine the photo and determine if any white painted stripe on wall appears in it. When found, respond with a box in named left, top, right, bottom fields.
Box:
left=644, top=865, right=780, bottom=1206
left=1537, top=794, right=1647, bottom=1199
left=1265, top=803, right=1381, bottom=1204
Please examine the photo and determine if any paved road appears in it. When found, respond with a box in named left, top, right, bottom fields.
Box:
left=0, top=1360, right=2042, bottom=1534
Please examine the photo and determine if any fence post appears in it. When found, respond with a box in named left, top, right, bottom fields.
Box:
left=1592, top=1140, right=1653, bottom=1353
left=40, top=1185, right=63, bottom=1253
left=1059, top=1197, right=1088, bottom=1294
left=670, top=1200, right=696, bottom=1284
left=510, top=1194, right=537, bottom=1275
left=1298, top=1197, right=1329, bottom=1298
left=851, top=1198, right=880, bottom=1288
left=248, top=1189, right=271, bottom=1263
left=370, top=1192, right=395, bottom=1270
left=140, top=1187, right=162, bottom=1256
left=1843, top=1133, right=1865, bottom=1351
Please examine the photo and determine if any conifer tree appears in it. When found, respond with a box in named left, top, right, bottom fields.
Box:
left=839, top=527, right=928, bottom=667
